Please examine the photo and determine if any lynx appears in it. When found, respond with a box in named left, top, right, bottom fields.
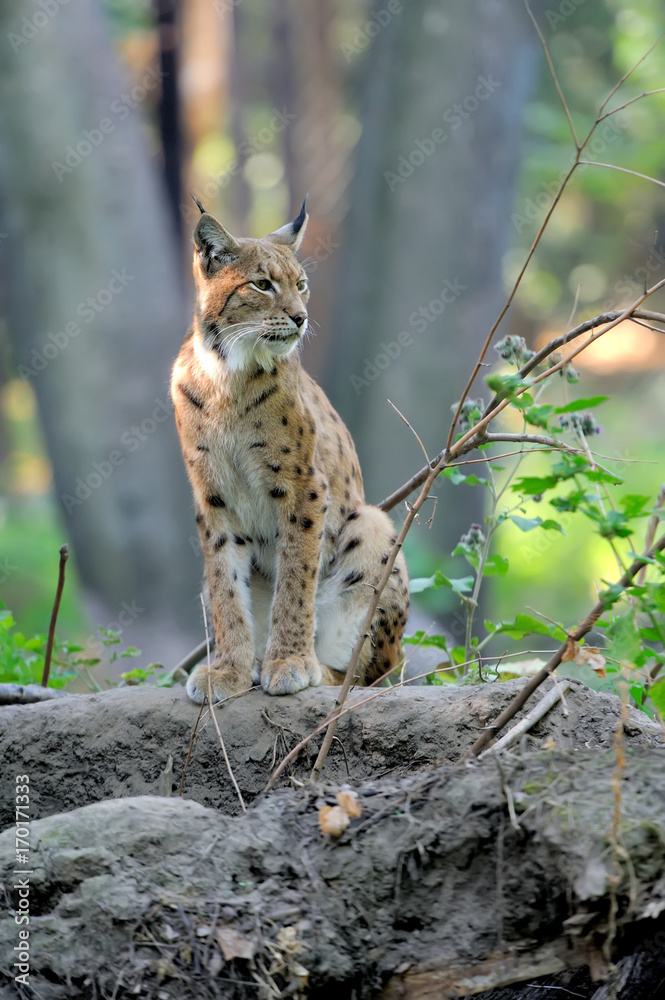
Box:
left=171, top=200, right=409, bottom=702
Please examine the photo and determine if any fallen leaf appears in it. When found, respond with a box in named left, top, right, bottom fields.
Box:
left=319, top=805, right=350, bottom=838
left=336, top=790, right=362, bottom=819
left=215, top=924, right=258, bottom=962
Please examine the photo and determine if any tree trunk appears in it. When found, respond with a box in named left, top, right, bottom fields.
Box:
left=327, top=0, right=541, bottom=623
left=0, top=0, right=201, bottom=661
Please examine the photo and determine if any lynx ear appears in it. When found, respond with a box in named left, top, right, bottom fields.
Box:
left=193, top=212, right=241, bottom=274
left=264, top=198, right=308, bottom=252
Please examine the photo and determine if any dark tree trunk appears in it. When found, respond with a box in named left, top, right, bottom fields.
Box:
left=327, top=0, right=541, bottom=629
left=0, top=0, right=201, bottom=662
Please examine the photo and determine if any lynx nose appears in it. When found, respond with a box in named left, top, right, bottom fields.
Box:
left=291, top=312, right=306, bottom=328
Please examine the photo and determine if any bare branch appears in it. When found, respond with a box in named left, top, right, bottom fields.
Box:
left=578, top=160, right=665, bottom=190
left=387, top=398, right=430, bottom=464
left=524, top=0, right=579, bottom=148
left=597, top=87, right=665, bottom=123
left=41, top=545, right=69, bottom=688
left=597, top=31, right=665, bottom=118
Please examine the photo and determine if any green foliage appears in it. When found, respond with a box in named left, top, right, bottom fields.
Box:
left=0, top=603, right=76, bottom=688
left=406, top=365, right=665, bottom=716
left=0, top=606, right=176, bottom=691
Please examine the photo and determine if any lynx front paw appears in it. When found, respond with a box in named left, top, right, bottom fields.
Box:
left=186, top=662, right=252, bottom=704
left=261, top=656, right=323, bottom=695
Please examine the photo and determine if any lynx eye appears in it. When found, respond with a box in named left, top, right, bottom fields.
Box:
left=253, top=278, right=273, bottom=291
left=296, top=279, right=308, bottom=292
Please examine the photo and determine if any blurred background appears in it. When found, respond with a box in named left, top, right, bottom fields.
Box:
left=0, top=0, right=664, bottom=679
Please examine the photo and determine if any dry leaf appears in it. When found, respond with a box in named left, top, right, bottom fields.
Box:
left=318, top=804, right=350, bottom=838
left=561, top=637, right=578, bottom=662
left=579, top=647, right=606, bottom=676
left=276, top=926, right=302, bottom=954
left=215, top=924, right=258, bottom=962
left=336, top=790, right=362, bottom=819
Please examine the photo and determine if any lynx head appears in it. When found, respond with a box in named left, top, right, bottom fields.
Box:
left=192, top=199, right=310, bottom=372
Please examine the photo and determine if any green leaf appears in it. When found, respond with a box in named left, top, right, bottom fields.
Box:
left=509, top=515, right=543, bottom=532
left=596, top=510, right=633, bottom=539
left=524, top=404, right=553, bottom=429
left=486, top=373, right=534, bottom=399
left=511, top=475, right=559, bottom=496
left=403, top=631, right=449, bottom=651
left=441, top=467, right=489, bottom=487
left=584, top=469, right=624, bottom=485
left=647, top=679, right=665, bottom=714
left=410, top=571, right=474, bottom=595
left=550, top=489, right=589, bottom=513
left=619, top=494, right=651, bottom=518
left=554, top=396, right=609, bottom=414
left=606, top=614, right=643, bottom=664
left=509, top=392, right=534, bottom=411
left=483, top=554, right=509, bottom=577
left=540, top=519, right=565, bottom=533
left=493, top=613, right=566, bottom=641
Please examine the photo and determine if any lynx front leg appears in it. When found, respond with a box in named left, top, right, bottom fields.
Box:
left=261, top=482, right=328, bottom=695
left=186, top=504, right=255, bottom=703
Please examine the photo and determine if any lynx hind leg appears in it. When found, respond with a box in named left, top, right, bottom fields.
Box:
left=315, top=504, right=409, bottom=685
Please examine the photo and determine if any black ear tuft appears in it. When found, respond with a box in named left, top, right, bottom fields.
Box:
left=264, top=197, right=309, bottom=252
left=191, top=194, right=206, bottom=215
left=292, top=196, right=308, bottom=236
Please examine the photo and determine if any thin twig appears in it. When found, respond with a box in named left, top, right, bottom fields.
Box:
left=596, top=87, right=665, bottom=123
left=387, top=398, right=430, bottom=464
left=597, top=31, right=665, bottom=118
left=41, top=545, right=68, bottom=687
left=479, top=681, right=571, bottom=758
left=265, top=649, right=556, bottom=791
left=578, top=160, right=665, bottom=190
left=464, top=534, right=665, bottom=758
left=378, top=309, right=665, bottom=512
left=524, top=0, right=579, bottom=148
left=446, top=20, right=665, bottom=451
left=178, top=700, right=206, bottom=797
left=201, top=595, right=246, bottom=813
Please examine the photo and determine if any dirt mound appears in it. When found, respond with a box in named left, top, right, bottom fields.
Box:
left=2, top=749, right=665, bottom=999
left=0, top=679, right=661, bottom=829
left=2, top=680, right=664, bottom=998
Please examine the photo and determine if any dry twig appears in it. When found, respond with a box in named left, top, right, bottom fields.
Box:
left=41, top=545, right=69, bottom=688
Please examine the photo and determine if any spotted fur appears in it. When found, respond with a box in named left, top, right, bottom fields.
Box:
left=172, top=203, right=409, bottom=701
